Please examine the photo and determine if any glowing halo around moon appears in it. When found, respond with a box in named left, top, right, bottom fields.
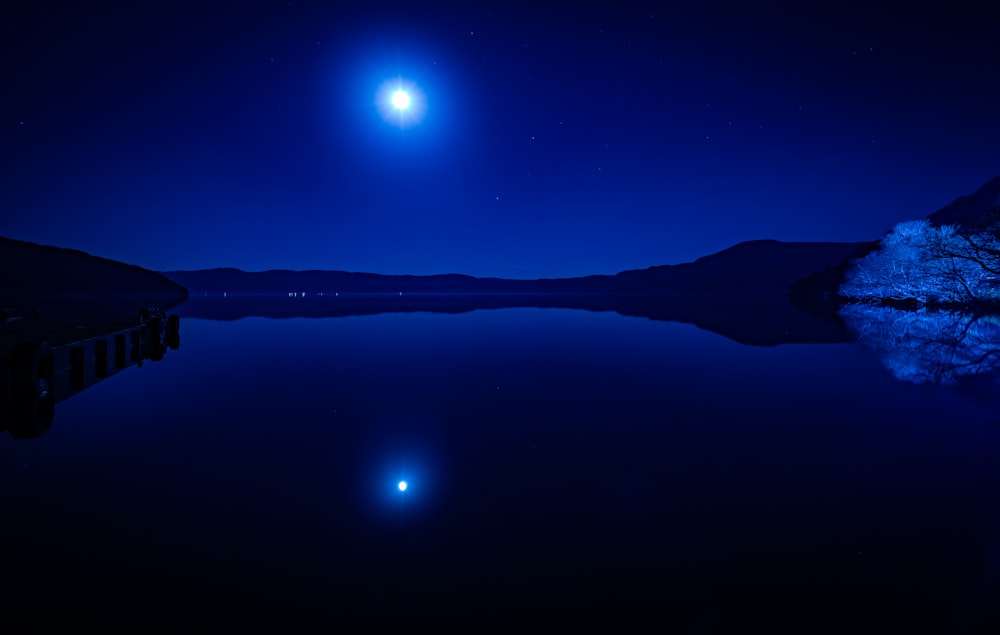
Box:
left=376, top=78, right=426, bottom=128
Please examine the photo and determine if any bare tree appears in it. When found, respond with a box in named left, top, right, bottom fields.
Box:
left=841, top=220, right=1000, bottom=305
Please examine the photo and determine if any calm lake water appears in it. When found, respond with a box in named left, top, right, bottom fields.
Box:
left=3, top=305, right=1000, bottom=631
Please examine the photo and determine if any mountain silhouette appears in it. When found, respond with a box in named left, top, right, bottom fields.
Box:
left=0, top=237, right=187, bottom=320
left=928, top=175, right=1000, bottom=229
left=162, top=240, right=867, bottom=347
left=7, top=173, right=1000, bottom=334
left=162, top=240, right=866, bottom=296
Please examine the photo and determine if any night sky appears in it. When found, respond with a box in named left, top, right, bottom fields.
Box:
left=3, top=2, right=1000, bottom=278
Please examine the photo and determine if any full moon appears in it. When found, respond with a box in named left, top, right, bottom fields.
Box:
left=376, top=78, right=425, bottom=128
left=391, top=89, right=411, bottom=110
left=398, top=480, right=408, bottom=492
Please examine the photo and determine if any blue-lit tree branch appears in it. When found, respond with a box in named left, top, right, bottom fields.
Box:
left=840, top=304, right=1000, bottom=384
left=840, top=220, right=1000, bottom=306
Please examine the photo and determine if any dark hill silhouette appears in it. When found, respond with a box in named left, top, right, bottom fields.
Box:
left=789, top=174, right=1000, bottom=310
left=163, top=240, right=867, bottom=296
left=612, top=240, right=866, bottom=293
left=928, top=175, right=1000, bottom=230
left=163, top=240, right=868, bottom=347
left=161, top=267, right=615, bottom=294
left=0, top=237, right=188, bottom=320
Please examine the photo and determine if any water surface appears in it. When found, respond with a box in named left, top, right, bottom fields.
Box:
left=3, top=307, right=999, bottom=631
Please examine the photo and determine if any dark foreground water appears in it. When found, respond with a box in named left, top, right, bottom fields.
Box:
left=3, top=306, right=1000, bottom=631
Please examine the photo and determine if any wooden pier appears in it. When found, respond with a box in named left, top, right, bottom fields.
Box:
left=0, top=309, right=180, bottom=439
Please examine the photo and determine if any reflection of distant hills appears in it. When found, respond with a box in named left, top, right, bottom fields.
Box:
left=174, top=292, right=853, bottom=347
left=0, top=235, right=865, bottom=346
left=165, top=240, right=867, bottom=346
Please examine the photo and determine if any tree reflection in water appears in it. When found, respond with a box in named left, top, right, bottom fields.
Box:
left=840, top=304, right=1000, bottom=385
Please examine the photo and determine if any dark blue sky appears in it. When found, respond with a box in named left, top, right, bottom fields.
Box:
left=3, top=1, right=999, bottom=278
